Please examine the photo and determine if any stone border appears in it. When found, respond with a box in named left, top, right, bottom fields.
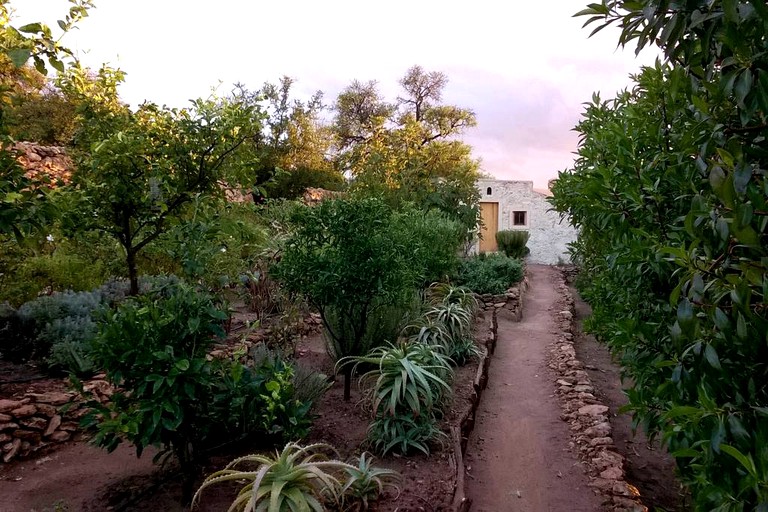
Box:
left=0, top=378, right=113, bottom=464
left=450, top=308, right=496, bottom=512
left=547, top=268, right=646, bottom=512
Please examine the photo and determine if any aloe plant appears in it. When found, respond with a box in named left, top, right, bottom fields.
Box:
left=426, top=303, right=472, bottom=342
left=340, top=452, right=401, bottom=511
left=342, top=341, right=452, bottom=418
left=192, top=442, right=352, bottom=512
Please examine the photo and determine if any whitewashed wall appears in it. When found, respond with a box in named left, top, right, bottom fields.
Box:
left=473, top=179, right=577, bottom=264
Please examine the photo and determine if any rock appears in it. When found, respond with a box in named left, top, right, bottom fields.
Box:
left=0, top=422, right=19, bottom=432
left=611, top=497, right=646, bottom=511
left=13, top=430, right=41, bottom=443
left=559, top=310, right=573, bottom=320
left=0, top=413, right=11, bottom=422
left=28, top=392, right=72, bottom=406
left=588, top=478, right=615, bottom=492
left=83, top=380, right=113, bottom=397
left=578, top=404, right=609, bottom=416
left=49, top=431, right=71, bottom=442
left=600, top=466, right=624, bottom=480
left=592, top=450, right=625, bottom=470
left=35, top=404, right=57, bottom=417
left=585, top=422, right=612, bottom=438
left=0, top=433, right=9, bottom=443
left=612, top=481, right=637, bottom=496
left=589, top=437, right=612, bottom=447
left=59, top=421, right=79, bottom=432
left=573, top=385, right=594, bottom=393
left=556, top=379, right=573, bottom=387
left=44, top=415, right=62, bottom=437
left=2, top=438, right=22, bottom=462
left=11, top=404, right=37, bottom=418
left=0, top=399, right=24, bottom=414
left=19, top=417, right=48, bottom=430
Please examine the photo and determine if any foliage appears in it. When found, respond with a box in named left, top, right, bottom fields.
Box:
left=80, top=282, right=239, bottom=502
left=238, top=77, right=345, bottom=201
left=0, top=0, right=92, bottom=241
left=334, top=66, right=481, bottom=240
left=345, top=341, right=452, bottom=419
left=495, top=230, right=530, bottom=259
left=58, top=65, right=265, bottom=295
left=340, top=452, right=400, bottom=511
left=390, top=207, right=465, bottom=286
left=272, top=197, right=419, bottom=400
left=549, top=1, right=768, bottom=507
left=365, top=413, right=446, bottom=456
left=448, top=337, right=482, bottom=367
left=425, top=283, right=479, bottom=314
left=192, top=442, right=351, bottom=512
left=454, top=253, right=523, bottom=295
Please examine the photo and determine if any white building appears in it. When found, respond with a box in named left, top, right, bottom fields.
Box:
left=473, top=179, right=577, bottom=265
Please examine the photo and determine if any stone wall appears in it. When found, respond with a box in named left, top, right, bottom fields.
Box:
left=475, top=278, right=527, bottom=321
left=13, top=141, right=73, bottom=185
left=0, top=378, right=112, bottom=464
left=475, top=179, right=577, bottom=265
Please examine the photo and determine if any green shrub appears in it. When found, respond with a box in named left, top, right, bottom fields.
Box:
left=80, top=282, right=244, bottom=503
left=392, top=207, right=465, bottom=285
left=495, top=230, right=530, bottom=258
left=454, top=253, right=523, bottom=295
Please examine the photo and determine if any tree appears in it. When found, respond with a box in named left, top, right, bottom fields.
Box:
left=550, top=1, right=768, bottom=507
left=60, top=65, right=265, bottom=295
left=333, top=66, right=481, bottom=240
left=240, top=77, right=344, bottom=200
left=273, top=197, right=418, bottom=401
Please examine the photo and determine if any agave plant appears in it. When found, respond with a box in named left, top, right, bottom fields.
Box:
left=342, top=341, right=452, bottom=418
left=192, top=442, right=353, bottom=512
left=340, top=452, right=401, bottom=511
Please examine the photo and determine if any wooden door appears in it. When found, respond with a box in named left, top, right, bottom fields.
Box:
left=479, top=202, right=499, bottom=252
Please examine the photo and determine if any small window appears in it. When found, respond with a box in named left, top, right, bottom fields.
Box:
left=486, top=187, right=492, bottom=196
left=513, top=211, right=527, bottom=226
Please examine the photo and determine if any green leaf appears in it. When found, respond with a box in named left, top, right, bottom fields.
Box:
left=175, top=359, right=190, bottom=371
left=703, top=344, right=721, bottom=370
left=18, top=23, right=43, bottom=33
left=7, top=48, right=32, bottom=67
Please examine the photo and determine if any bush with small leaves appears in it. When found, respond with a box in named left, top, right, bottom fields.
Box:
left=454, top=253, right=523, bottom=295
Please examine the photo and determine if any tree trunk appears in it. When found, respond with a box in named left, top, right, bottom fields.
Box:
left=126, top=246, right=139, bottom=296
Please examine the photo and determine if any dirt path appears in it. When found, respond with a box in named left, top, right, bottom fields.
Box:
left=0, top=442, right=156, bottom=512
left=465, top=264, right=603, bottom=511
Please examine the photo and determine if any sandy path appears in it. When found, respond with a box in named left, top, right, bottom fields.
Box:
left=464, top=265, right=603, bottom=511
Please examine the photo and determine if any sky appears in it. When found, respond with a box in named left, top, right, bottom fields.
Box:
left=13, top=1, right=659, bottom=188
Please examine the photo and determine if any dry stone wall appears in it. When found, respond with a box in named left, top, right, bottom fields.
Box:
left=0, top=377, right=113, bottom=464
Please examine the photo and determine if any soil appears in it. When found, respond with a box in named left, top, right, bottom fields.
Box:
left=0, top=266, right=686, bottom=512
